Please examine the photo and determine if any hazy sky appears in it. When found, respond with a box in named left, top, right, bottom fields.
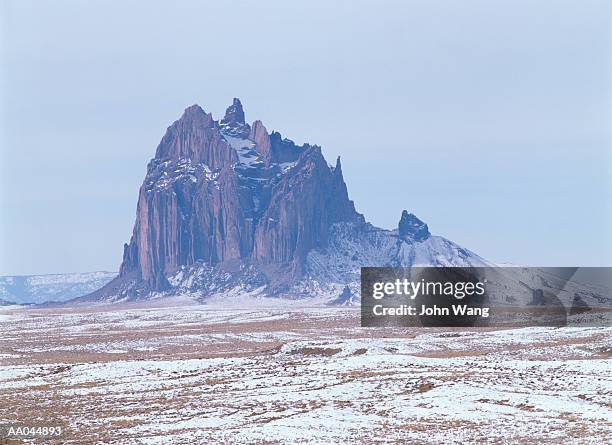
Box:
left=1, top=0, right=611, bottom=275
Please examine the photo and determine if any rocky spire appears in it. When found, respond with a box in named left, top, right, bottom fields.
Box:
left=220, top=98, right=250, bottom=137
left=154, top=104, right=233, bottom=168
left=334, top=156, right=342, bottom=173
left=398, top=210, right=430, bottom=242
left=249, top=120, right=272, bottom=165
left=221, top=98, right=245, bottom=125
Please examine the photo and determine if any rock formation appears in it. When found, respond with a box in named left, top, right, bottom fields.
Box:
left=398, top=211, right=430, bottom=242
left=90, top=99, right=372, bottom=300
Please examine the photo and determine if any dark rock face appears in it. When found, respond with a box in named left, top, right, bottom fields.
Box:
left=398, top=210, right=430, bottom=242
left=104, top=100, right=363, bottom=297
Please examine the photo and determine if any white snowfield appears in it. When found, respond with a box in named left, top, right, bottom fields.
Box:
left=0, top=303, right=610, bottom=444
left=304, top=222, right=491, bottom=298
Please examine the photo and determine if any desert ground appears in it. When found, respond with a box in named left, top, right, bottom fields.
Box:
left=0, top=300, right=610, bottom=444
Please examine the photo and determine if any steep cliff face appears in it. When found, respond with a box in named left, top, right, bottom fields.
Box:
left=252, top=149, right=361, bottom=276
left=107, top=99, right=362, bottom=297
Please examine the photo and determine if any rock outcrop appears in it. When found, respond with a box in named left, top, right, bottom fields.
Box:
left=398, top=210, right=430, bottom=242
left=82, top=99, right=498, bottom=303
left=92, top=99, right=364, bottom=299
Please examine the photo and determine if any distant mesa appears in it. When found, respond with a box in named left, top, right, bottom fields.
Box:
left=0, top=271, right=116, bottom=305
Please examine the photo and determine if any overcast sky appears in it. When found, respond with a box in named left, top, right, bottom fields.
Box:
left=1, top=0, right=611, bottom=275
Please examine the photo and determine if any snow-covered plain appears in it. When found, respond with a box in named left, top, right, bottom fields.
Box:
left=0, top=303, right=610, bottom=444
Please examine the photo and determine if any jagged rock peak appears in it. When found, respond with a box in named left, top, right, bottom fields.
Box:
left=398, top=210, right=430, bottom=242
left=183, top=103, right=207, bottom=117
left=249, top=120, right=272, bottom=164
left=333, top=156, right=342, bottom=172
left=154, top=104, right=219, bottom=162
left=174, top=104, right=214, bottom=127
left=220, top=98, right=249, bottom=137
left=221, top=98, right=245, bottom=125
